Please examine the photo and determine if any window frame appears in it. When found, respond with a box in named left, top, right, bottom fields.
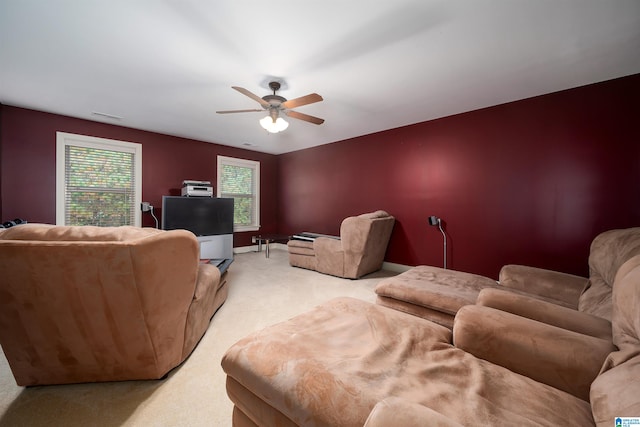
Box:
left=56, top=132, right=143, bottom=227
left=216, top=155, right=260, bottom=232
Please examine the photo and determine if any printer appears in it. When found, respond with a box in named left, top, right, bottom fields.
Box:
left=181, top=180, right=213, bottom=197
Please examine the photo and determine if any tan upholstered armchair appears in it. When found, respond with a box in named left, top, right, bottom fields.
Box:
left=0, top=224, right=228, bottom=386
left=287, top=210, right=395, bottom=279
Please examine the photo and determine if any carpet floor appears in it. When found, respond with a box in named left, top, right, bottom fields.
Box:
left=0, top=248, right=397, bottom=427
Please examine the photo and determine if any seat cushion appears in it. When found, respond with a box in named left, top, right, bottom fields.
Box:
left=288, top=239, right=317, bottom=271
left=222, top=297, right=593, bottom=427
left=287, top=239, right=315, bottom=255
left=375, top=266, right=499, bottom=326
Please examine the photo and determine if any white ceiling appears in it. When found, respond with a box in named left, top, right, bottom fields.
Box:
left=1, top=1, right=639, bottom=155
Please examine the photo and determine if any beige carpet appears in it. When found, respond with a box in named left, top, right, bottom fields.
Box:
left=0, top=248, right=397, bottom=427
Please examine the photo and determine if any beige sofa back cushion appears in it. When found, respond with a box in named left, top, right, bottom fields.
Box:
left=590, top=254, right=640, bottom=425
left=0, top=222, right=165, bottom=241
left=579, top=227, right=640, bottom=320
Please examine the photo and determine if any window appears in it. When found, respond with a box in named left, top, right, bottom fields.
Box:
left=56, top=132, right=142, bottom=227
left=217, top=155, right=260, bottom=232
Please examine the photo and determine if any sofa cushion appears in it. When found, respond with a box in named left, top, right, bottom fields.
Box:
left=0, top=223, right=163, bottom=242
left=287, top=239, right=315, bottom=255
left=454, top=304, right=615, bottom=401
left=590, top=254, right=640, bottom=425
left=375, top=266, right=499, bottom=327
left=591, top=353, right=640, bottom=427
left=364, top=398, right=464, bottom=427
left=580, top=227, right=640, bottom=320
left=477, top=288, right=612, bottom=340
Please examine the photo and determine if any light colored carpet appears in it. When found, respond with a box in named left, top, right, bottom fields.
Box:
left=0, top=248, right=397, bottom=427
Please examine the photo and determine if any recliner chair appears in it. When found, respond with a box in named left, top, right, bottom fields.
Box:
left=287, top=210, right=395, bottom=279
left=0, top=223, right=228, bottom=386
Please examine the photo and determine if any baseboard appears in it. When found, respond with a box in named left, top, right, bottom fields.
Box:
left=233, top=243, right=288, bottom=254
left=234, top=245, right=412, bottom=273
left=382, top=261, right=412, bottom=273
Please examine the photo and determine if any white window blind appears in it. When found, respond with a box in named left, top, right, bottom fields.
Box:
left=56, top=132, right=142, bottom=226
left=217, top=156, right=260, bottom=232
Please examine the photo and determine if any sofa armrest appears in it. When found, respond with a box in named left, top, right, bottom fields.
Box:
left=499, top=264, right=588, bottom=307
left=477, top=288, right=612, bottom=340
left=453, top=305, right=616, bottom=401
left=364, top=398, right=463, bottom=427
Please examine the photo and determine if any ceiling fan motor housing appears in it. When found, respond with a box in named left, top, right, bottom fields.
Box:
left=262, top=94, right=287, bottom=107
left=263, top=82, right=286, bottom=107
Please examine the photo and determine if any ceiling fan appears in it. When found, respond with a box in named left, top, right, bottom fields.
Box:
left=216, top=81, right=324, bottom=133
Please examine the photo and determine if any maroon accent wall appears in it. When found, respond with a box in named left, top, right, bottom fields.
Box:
left=0, top=106, right=279, bottom=247
left=2, top=74, right=638, bottom=277
left=278, top=74, right=640, bottom=278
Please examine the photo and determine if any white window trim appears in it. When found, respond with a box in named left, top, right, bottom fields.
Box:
left=217, top=155, right=260, bottom=232
left=56, top=132, right=143, bottom=226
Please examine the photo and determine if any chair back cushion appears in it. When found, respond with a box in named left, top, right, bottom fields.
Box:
left=341, top=211, right=395, bottom=278
left=579, top=227, right=640, bottom=320
left=590, top=254, right=640, bottom=425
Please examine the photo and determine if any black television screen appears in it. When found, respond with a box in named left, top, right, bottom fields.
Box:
left=161, top=196, right=234, bottom=236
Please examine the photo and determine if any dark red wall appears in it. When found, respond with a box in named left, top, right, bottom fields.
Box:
left=278, top=74, right=640, bottom=278
left=0, top=106, right=279, bottom=247
left=2, top=74, right=639, bottom=278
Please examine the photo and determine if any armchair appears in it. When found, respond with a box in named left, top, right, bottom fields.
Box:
left=287, top=210, right=395, bottom=279
left=0, top=224, right=228, bottom=386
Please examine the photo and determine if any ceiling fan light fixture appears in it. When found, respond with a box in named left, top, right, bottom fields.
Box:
left=260, top=115, right=289, bottom=133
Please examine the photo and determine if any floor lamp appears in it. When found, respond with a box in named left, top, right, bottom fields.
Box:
left=428, top=216, right=447, bottom=269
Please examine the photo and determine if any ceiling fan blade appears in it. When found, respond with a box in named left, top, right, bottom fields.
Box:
left=281, top=93, right=323, bottom=109
left=216, top=109, right=263, bottom=114
left=232, top=86, right=270, bottom=108
left=285, top=110, right=325, bottom=125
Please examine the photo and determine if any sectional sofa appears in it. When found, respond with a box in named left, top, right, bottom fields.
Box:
left=221, top=228, right=640, bottom=426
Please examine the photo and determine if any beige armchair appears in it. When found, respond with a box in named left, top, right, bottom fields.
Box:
left=0, top=224, right=228, bottom=386
left=287, top=210, right=395, bottom=279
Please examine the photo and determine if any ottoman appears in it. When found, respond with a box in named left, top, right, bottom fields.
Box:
left=222, top=297, right=452, bottom=427
left=374, top=265, right=499, bottom=328
left=287, top=239, right=316, bottom=271
left=221, top=297, right=594, bottom=427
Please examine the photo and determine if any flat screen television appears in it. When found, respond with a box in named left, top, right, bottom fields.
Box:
left=161, top=196, right=234, bottom=261
left=161, top=196, right=234, bottom=236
